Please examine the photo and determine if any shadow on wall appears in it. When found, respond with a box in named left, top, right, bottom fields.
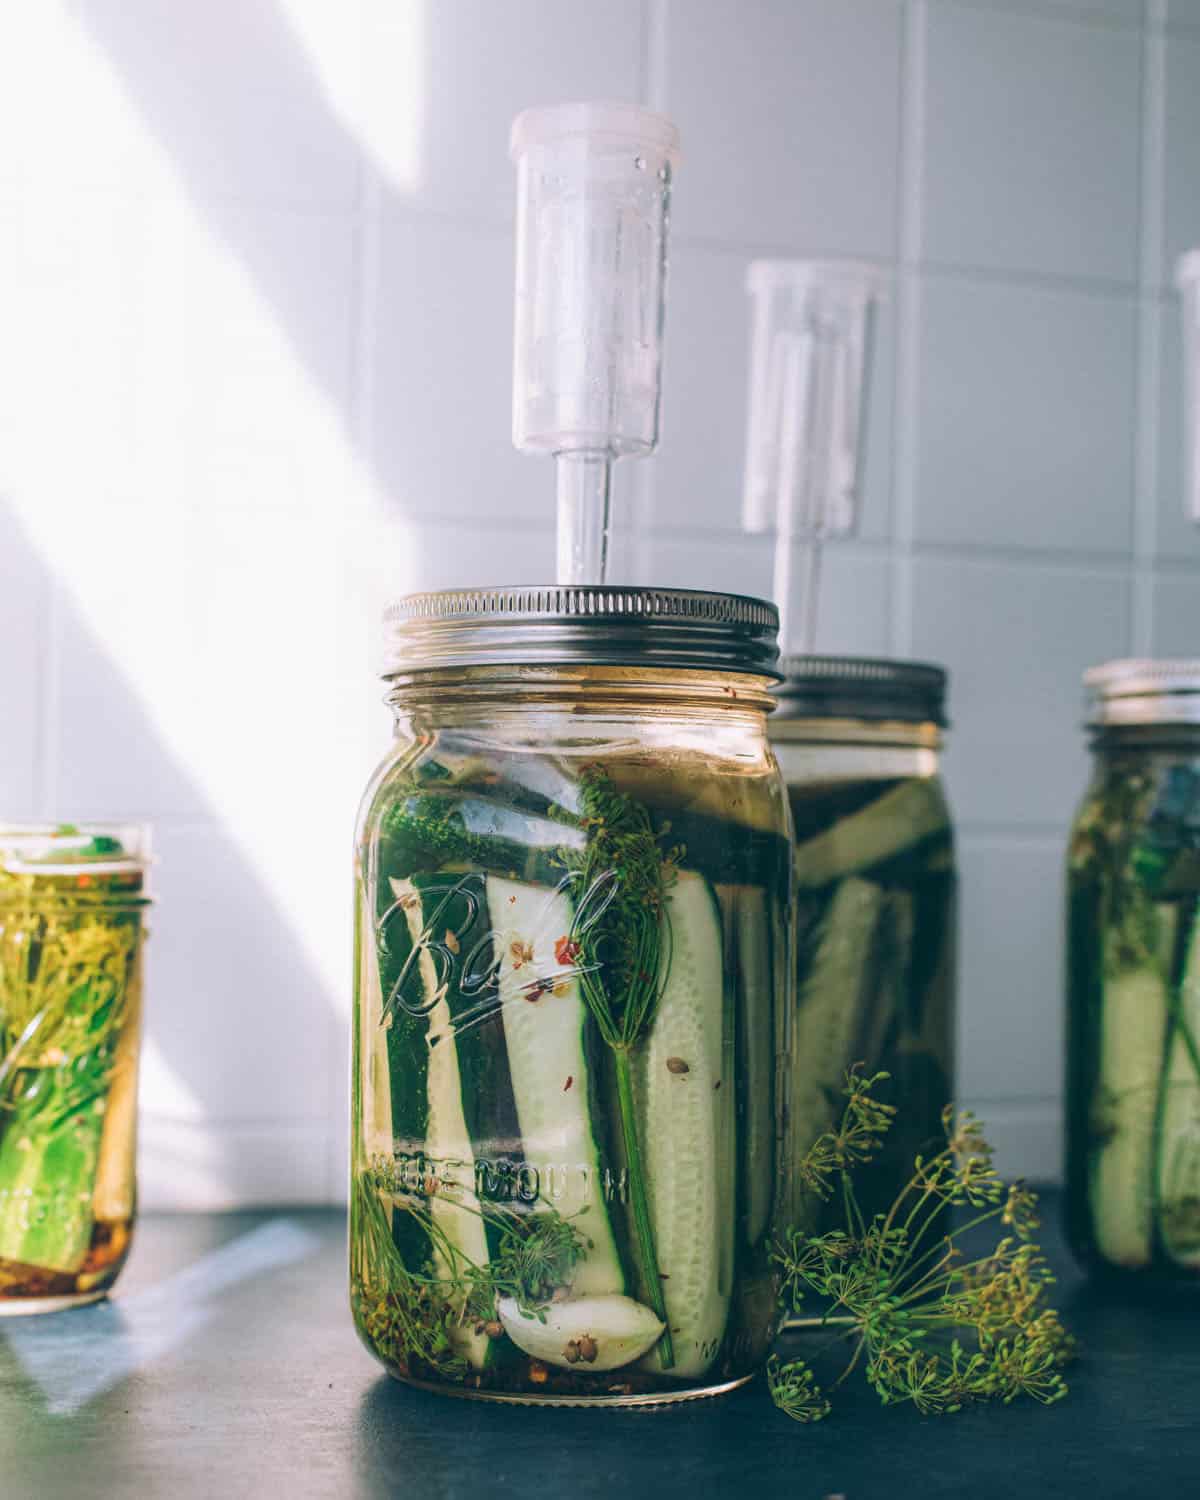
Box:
left=0, top=499, right=348, bottom=1209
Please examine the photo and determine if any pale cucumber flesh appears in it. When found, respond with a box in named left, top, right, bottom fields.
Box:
left=633, top=871, right=730, bottom=1378
left=398, top=880, right=492, bottom=1369
left=486, top=874, right=625, bottom=1297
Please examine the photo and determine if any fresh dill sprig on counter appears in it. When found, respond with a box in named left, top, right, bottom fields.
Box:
left=770, top=1068, right=1075, bottom=1422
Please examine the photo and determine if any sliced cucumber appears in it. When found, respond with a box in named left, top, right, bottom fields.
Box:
left=717, top=885, right=774, bottom=1250
left=486, top=873, right=626, bottom=1297
left=633, top=871, right=731, bottom=1378
left=496, top=1293, right=664, bottom=1371
left=357, top=883, right=393, bottom=1168
left=1158, top=911, right=1200, bottom=1270
left=395, top=876, right=492, bottom=1368
left=791, top=877, right=888, bottom=1167
left=381, top=793, right=581, bottom=887
left=373, top=869, right=432, bottom=1277
left=793, top=779, right=948, bottom=889
left=93, top=980, right=141, bottom=1225
left=1090, top=907, right=1174, bottom=1270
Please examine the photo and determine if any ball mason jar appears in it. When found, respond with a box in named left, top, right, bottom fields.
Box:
left=767, top=658, right=956, bottom=1226
left=0, top=824, right=150, bottom=1313
left=351, top=587, right=794, bottom=1405
left=1067, top=660, right=1200, bottom=1279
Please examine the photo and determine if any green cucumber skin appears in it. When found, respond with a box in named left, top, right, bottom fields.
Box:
left=0, top=972, right=126, bottom=1275
left=715, top=885, right=775, bottom=1253
left=382, top=781, right=791, bottom=894
left=1157, top=907, right=1200, bottom=1269
left=372, top=856, right=432, bottom=1275
left=380, top=794, right=577, bottom=888
left=0, top=1078, right=104, bottom=1273
left=411, top=872, right=524, bottom=1264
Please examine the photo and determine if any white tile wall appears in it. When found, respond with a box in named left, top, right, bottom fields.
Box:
left=661, top=0, right=905, bottom=258
left=910, top=557, right=1132, bottom=827
left=923, top=3, right=1141, bottom=282
left=957, top=837, right=1065, bottom=1102
left=913, top=278, right=1138, bottom=553
left=1163, top=31, right=1200, bottom=282
left=2, top=0, right=1198, bottom=1203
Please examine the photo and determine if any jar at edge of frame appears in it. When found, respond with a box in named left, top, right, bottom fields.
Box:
left=0, top=823, right=150, bottom=1314
left=1067, top=659, right=1200, bottom=1280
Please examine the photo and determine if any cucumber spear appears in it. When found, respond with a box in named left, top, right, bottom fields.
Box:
left=561, top=763, right=678, bottom=1370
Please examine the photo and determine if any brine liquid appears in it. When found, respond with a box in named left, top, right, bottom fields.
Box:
left=1066, top=753, right=1200, bottom=1280
left=0, top=1217, right=134, bottom=1311
left=351, top=739, right=791, bottom=1402
left=787, top=775, right=956, bottom=1228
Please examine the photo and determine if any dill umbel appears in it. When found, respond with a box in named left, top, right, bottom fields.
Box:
left=770, top=1068, right=1075, bottom=1422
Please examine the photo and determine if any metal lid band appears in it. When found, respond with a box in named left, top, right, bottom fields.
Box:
left=771, top=654, right=949, bottom=726
left=1085, top=658, right=1200, bottom=728
left=382, top=586, right=782, bottom=681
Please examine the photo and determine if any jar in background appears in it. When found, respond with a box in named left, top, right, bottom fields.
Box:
left=768, top=658, right=956, bottom=1225
left=0, top=824, right=150, bottom=1313
left=351, top=587, right=793, bottom=1405
left=1067, top=660, right=1200, bottom=1279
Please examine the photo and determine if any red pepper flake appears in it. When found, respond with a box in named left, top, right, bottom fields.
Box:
left=563, top=1076, right=574, bottom=1092
left=554, top=935, right=581, bottom=966
left=522, top=976, right=555, bottom=1002
left=509, top=938, right=534, bottom=970
left=77, top=874, right=92, bottom=888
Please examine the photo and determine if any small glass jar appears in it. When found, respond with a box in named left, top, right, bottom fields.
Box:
left=351, top=587, right=793, bottom=1405
left=1067, top=660, right=1200, bottom=1280
left=0, top=824, right=150, bottom=1313
left=768, top=658, right=956, bottom=1225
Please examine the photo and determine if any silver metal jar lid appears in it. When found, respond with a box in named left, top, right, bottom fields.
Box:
left=382, top=586, right=782, bottom=680
left=772, top=655, right=949, bottom=726
left=1085, top=658, right=1200, bottom=727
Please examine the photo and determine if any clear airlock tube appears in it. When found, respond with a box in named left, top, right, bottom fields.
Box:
left=511, top=103, right=681, bottom=585
left=742, top=261, right=885, bottom=655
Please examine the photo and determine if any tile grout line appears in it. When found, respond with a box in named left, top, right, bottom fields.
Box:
left=932, top=0, right=1147, bottom=36
left=1131, top=2, right=1168, bottom=655
left=890, top=0, right=928, bottom=659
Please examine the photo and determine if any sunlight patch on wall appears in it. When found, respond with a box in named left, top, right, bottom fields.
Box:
left=280, top=0, right=427, bottom=196
left=0, top=11, right=423, bottom=1028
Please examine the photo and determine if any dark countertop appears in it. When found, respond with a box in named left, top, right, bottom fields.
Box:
left=0, top=1192, right=1193, bottom=1499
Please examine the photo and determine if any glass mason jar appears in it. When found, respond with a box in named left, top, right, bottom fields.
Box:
left=351, top=587, right=793, bottom=1405
left=1067, top=660, right=1200, bottom=1280
left=767, top=658, right=956, bottom=1226
left=0, top=824, right=150, bottom=1313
